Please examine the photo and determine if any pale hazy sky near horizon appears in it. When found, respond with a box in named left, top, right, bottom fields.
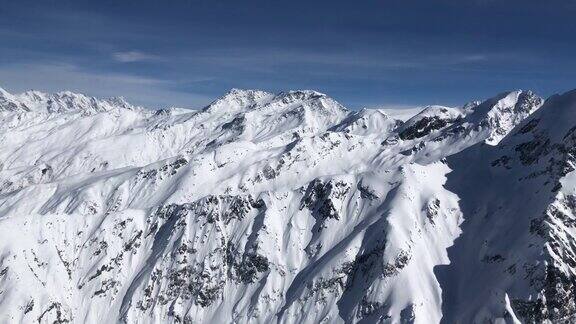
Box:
left=1, top=0, right=575, bottom=109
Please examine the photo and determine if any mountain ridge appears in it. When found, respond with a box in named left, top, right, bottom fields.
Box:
left=0, top=85, right=574, bottom=323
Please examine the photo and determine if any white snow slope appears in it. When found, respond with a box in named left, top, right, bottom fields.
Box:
left=2, top=85, right=574, bottom=323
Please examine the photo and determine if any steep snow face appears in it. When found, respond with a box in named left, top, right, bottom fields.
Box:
left=0, top=86, right=558, bottom=324
left=438, top=89, right=576, bottom=323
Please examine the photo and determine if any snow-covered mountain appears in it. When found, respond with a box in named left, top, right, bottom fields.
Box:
left=2, top=84, right=574, bottom=323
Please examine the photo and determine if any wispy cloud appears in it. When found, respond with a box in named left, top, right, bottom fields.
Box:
left=182, top=48, right=497, bottom=73
left=112, top=50, right=159, bottom=63
left=455, top=54, right=488, bottom=63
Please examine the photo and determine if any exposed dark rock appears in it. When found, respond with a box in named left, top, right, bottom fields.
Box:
left=358, top=181, right=378, bottom=200
left=356, top=298, right=387, bottom=319
left=425, top=198, right=441, bottom=224
left=399, top=116, right=454, bottom=140
left=23, top=299, right=34, bottom=314
left=301, top=179, right=350, bottom=225
left=221, top=115, right=246, bottom=134
left=37, top=302, right=70, bottom=323
left=400, top=304, right=416, bottom=323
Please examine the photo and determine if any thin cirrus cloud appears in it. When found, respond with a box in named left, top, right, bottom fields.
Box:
left=184, top=49, right=492, bottom=71
left=112, top=51, right=159, bottom=63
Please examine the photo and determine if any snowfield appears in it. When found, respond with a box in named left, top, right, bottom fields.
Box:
left=1, top=85, right=575, bottom=323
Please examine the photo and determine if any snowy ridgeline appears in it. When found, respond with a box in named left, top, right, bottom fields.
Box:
left=1, top=85, right=576, bottom=323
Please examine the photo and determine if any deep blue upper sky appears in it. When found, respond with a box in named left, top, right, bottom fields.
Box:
left=1, top=0, right=575, bottom=109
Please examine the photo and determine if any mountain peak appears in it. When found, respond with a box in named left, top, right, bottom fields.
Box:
left=102, top=96, right=135, bottom=110
left=0, top=87, right=30, bottom=112
left=270, top=90, right=348, bottom=118
left=507, top=88, right=576, bottom=144
left=466, top=89, right=543, bottom=144
left=202, top=89, right=346, bottom=117
left=277, top=89, right=327, bottom=99
left=227, top=88, right=268, bottom=95
left=203, top=88, right=275, bottom=114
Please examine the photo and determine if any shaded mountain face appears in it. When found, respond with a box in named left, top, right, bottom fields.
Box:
left=439, top=89, right=576, bottom=323
left=1, top=85, right=573, bottom=323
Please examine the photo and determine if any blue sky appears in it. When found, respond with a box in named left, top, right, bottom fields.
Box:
left=1, top=0, right=575, bottom=109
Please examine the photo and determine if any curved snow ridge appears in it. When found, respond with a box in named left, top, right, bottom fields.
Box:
left=329, top=109, right=401, bottom=137
left=0, top=85, right=562, bottom=324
